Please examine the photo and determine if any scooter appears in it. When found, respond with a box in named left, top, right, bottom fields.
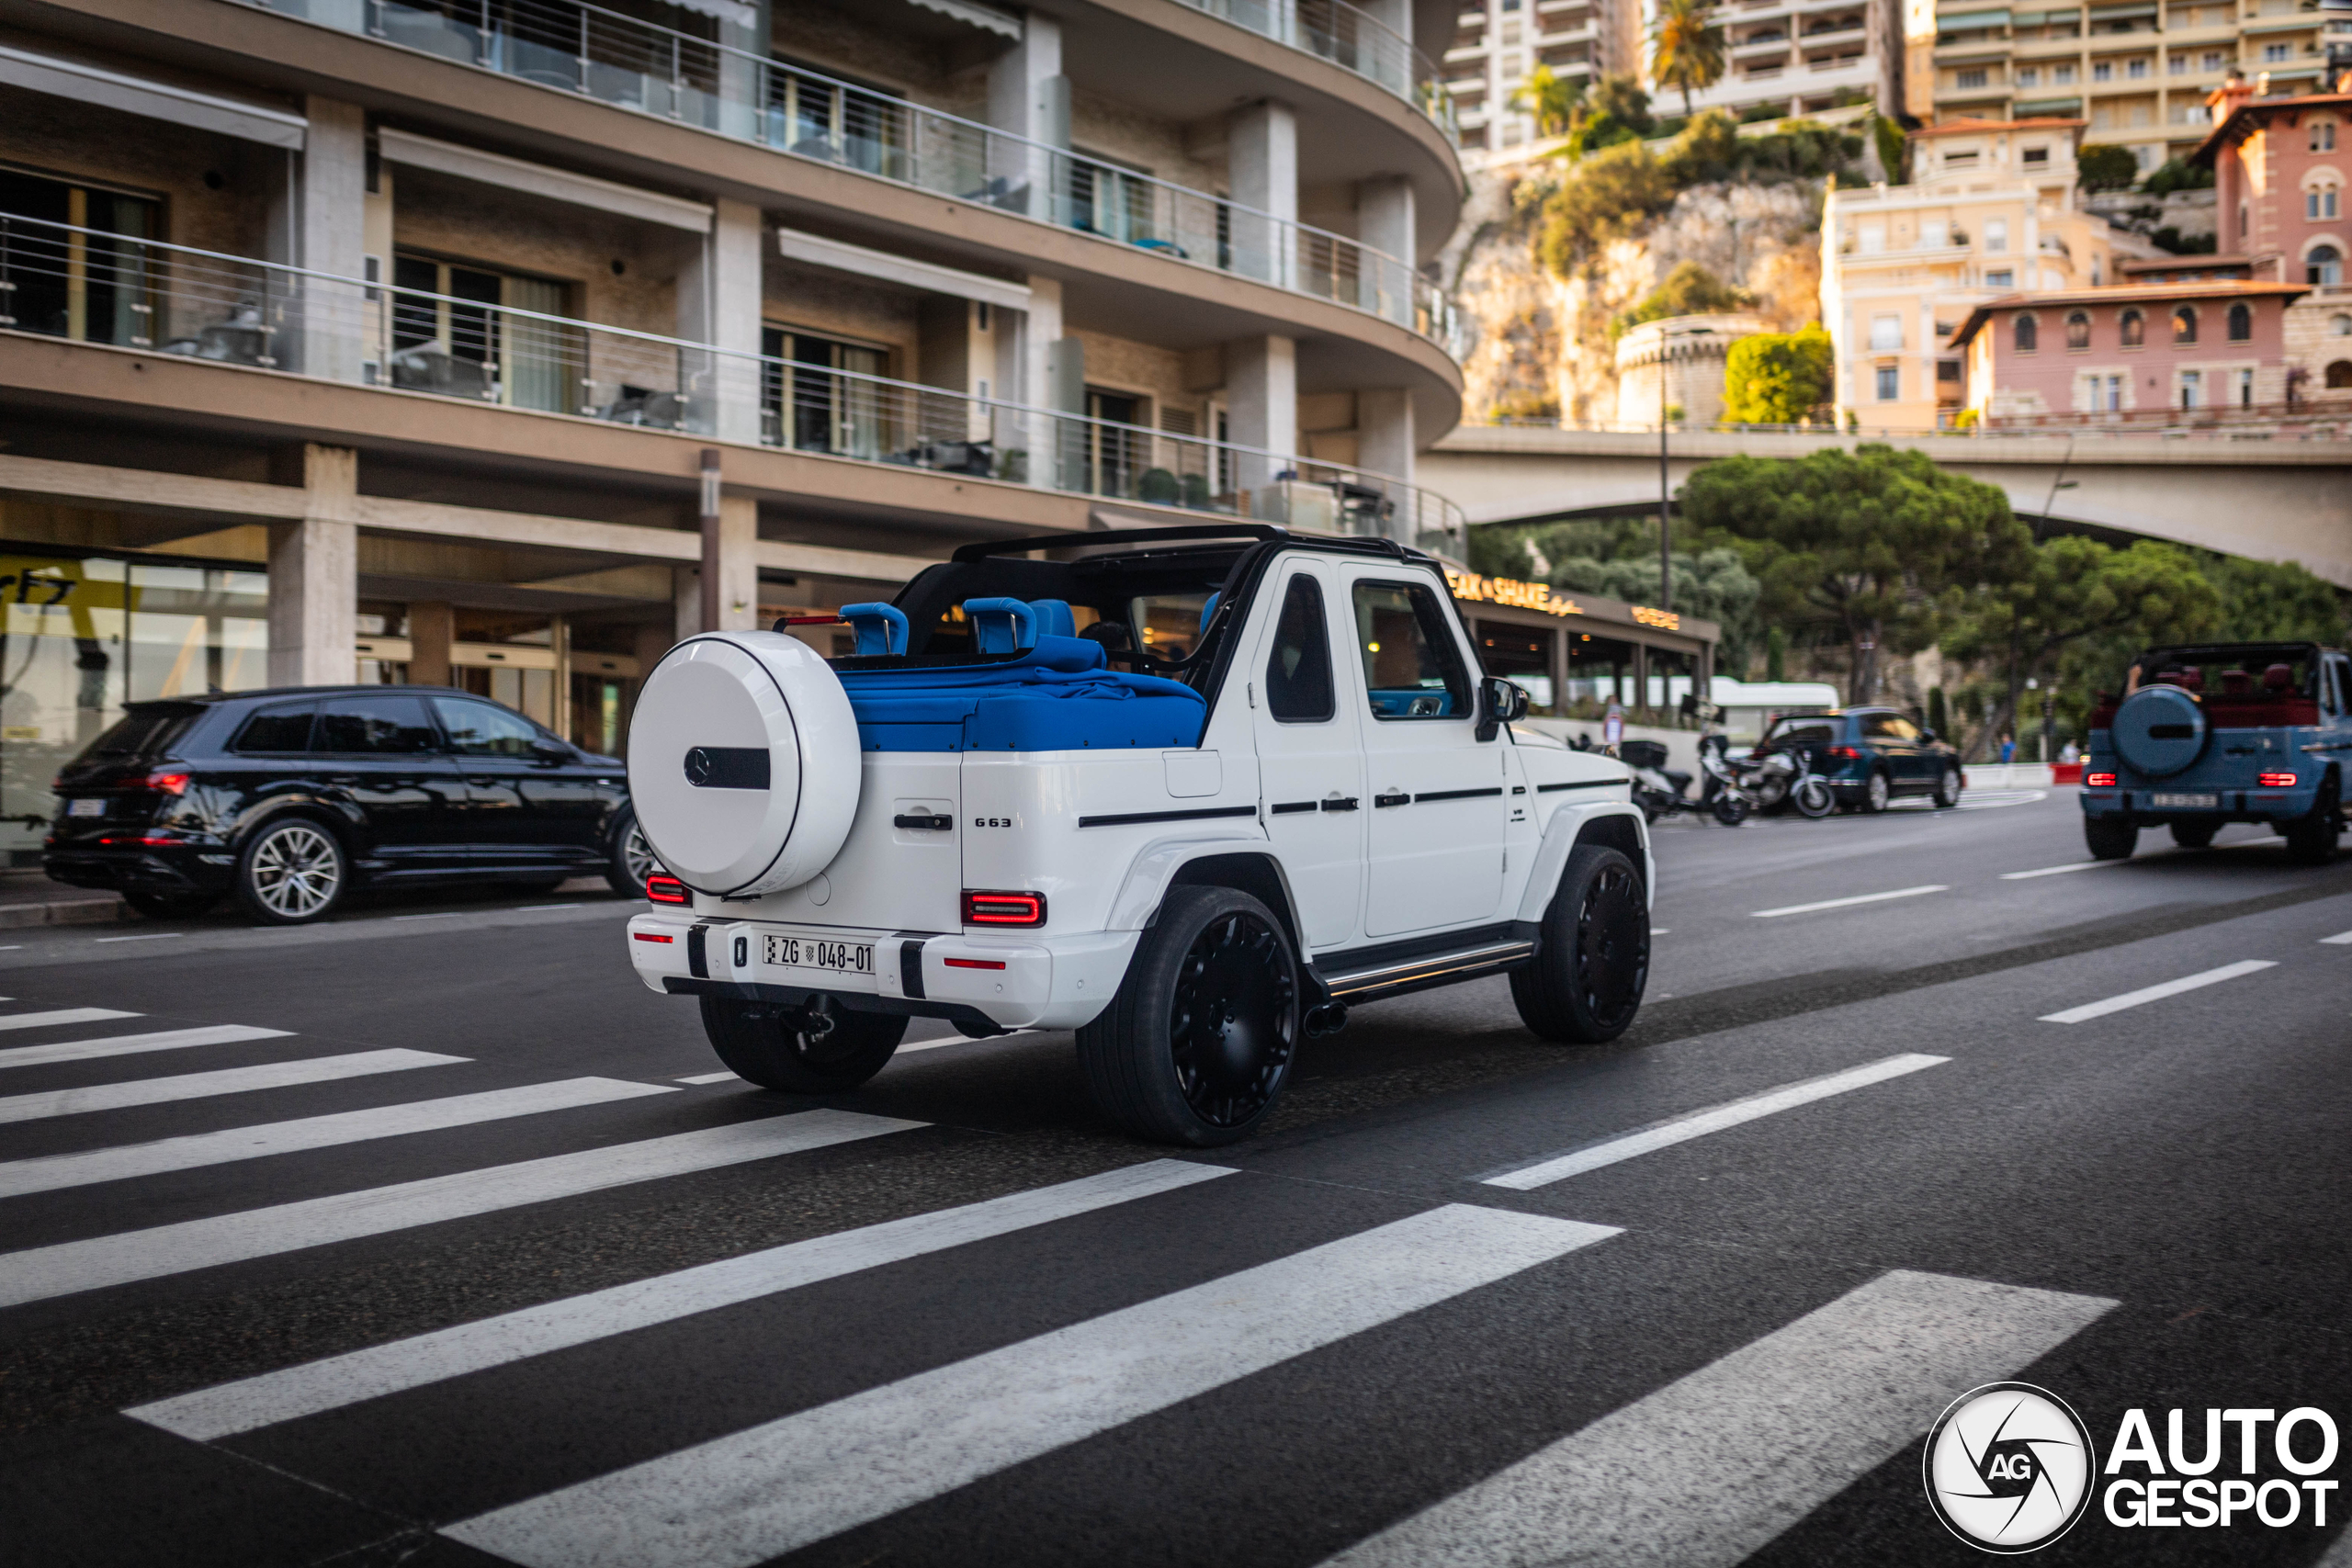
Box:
left=1738, top=743, right=1836, bottom=819
left=1624, top=739, right=1749, bottom=827
left=1694, top=733, right=1756, bottom=826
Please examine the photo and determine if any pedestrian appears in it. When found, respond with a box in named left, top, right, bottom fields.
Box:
left=1999, top=731, right=2015, bottom=764
left=2059, top=738, right=2080, bottom=764
left=1601, top=694, right=1625, bottom=754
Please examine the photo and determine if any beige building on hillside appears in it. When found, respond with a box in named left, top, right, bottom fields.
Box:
left=1443, top=0, right=1635, bottom=155
left=1823, top=115, right=2147, bottom=425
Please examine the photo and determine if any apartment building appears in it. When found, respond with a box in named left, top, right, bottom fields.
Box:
left=1916, top=0, right=2350, bottom=174
left=0, top=0, right=1471, bottom=860
left=1953, top=278, right=2312, bottom=419
left=1442, top=0, right=1634, bottom=153
left=1657, top=0, right=1899, bottom=120
left=2199, top=75, right=2350, bottom=283
left=1823, top=115, right=2142, bottom=426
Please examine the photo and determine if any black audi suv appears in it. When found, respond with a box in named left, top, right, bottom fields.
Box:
left=45, top=686, right=653, bottom=924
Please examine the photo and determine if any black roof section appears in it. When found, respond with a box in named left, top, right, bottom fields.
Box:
left=950, top=524, right=1429, bottom=565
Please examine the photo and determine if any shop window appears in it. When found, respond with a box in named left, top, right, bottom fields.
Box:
left=0, top=169, right=161, bottom=349
left=1565, top=633, right=1635, bottom=714
left=1474, top=622, right=1555, bottom=711
left=390, top=254, right=580, bottom=412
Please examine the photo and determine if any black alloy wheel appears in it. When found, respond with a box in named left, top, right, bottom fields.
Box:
left=1510, top=842, right=1649, bottom=1043
left=121, top=888, right=223, bottom=920
left=607, top=813, right=660, bottom=897
left=2285, top=774, right=2343, bottom=867
left=1861, top=769, right=1892, bottom=814
left=700, top=996, right=907, bottom=1091
left=1078, top=885, right=1300, bottom=1146
left=1932, top=764, right=1962, bottom=809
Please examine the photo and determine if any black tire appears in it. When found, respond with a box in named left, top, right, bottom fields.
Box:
left=1860, top=768, right=1892, bottom=814
left=1792, top=776, right=1836, bottom=819
left=234, top=817, right=349, bottom=925
left=1931, top=764, right=1962, bottom=809
left=700, top=997, right=907, bottom=1091
left=2168, top=820, right=2218, bottom=850
left=1510, top=842, right=1649, bottom=1044
left=1712, top=792, right=1750, bottom=827
left=121, top=888, right=222, bottom=920
left=2085, top=818, right=2138, bottom=861
left=1076, top=885, right=1300, bottom=1146
left=606, top=811, right=659, bottom=897
left=2285, top=775, right=2342, bottom=866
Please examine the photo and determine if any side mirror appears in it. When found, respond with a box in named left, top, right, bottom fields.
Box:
left=1919, top=728, right=1939, bottom=743
left=529, top=739, right=572, bottom=763
left=1476, top=676, right=1529, bottom=742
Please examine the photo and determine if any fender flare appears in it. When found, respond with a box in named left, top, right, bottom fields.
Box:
left=232, top=793, right=364, bottom=856
left=1516, top=801, right=1653, bottom=922
left=1105, top=831, right=1306, bottom=946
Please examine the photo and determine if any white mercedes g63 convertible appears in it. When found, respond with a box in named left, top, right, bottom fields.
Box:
left=625, top=525, right=1651, bottom=1145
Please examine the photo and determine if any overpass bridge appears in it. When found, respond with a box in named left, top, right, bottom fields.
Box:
left=1420, top=424, right=2352, bottom=589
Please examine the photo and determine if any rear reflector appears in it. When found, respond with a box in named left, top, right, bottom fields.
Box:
left=963, top=889, right=1046, bottom=926
left=944, top=956, right=1007, bottom=970
left=2085, top=772, right=2117, bottom=787
left=633, top=932, right=674, bottom=943
left=646, top=875, right=690, bottom=906
left=2258, top=773, right=2298, bottom=788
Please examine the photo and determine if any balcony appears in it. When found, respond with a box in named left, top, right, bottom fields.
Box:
left=1166, top=0, right=1461, bottom=140
left=0, top=212, right=1465, bottom=552
left=221, top=0, right=1462, bottom=356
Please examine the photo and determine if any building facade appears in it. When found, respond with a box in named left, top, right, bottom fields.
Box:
left=2198, top=78, right=2352, bottom=286
left=1657, top=0, right=1899, bottom=122
left=0, top=0, right=1472, bottom=862
left=1953, top=278, right=2311, bottom=421
left=1442, top=0, right=1633, bottom=155
left=1613, top=311, right=1770, bottom=424
left=1824, top=116, right=2142, bottom=427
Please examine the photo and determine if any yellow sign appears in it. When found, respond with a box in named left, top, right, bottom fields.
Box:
left=1444, top=570, right=1581, bottom=618
left=1631, top=605, right=1682, bottom=631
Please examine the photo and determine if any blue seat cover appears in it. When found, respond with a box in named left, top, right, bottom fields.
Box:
left=837, top=627, right=1206, bottom=751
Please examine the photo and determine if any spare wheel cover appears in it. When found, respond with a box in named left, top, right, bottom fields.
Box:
left=2109, top=684, right=2208, bottom=780
left=627, top=632, right=861, bottom=897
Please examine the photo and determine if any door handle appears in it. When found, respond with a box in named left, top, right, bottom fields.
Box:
left=1320, top=796, right=1360, bottom=812
left=893, top=813, right=954, bottom=831
left=1373, top=792, right=1410, bottom=808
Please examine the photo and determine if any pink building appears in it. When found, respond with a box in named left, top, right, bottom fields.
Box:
left=1952, top=280, right=2312, bottom=424
left=2198, top=77, right=2351, bottom=289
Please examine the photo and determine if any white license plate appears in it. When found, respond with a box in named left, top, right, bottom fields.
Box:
left=763, top=934, right=875, bottom=976
left=67, top=798, right=104, bottom=818
left=2151, top=793, right=2219, bottom=808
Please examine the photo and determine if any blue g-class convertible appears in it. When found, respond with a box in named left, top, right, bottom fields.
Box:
left=2082, top=642, right=2352, bottom=865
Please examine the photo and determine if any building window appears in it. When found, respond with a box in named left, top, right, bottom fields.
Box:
left=2105, top=374, right=2124, bottom=411
left=2172, top=304, right=2198, bottom=344
left=2065, top=310, right=2092, bottom=349
left=1870, top=313, right=1903, bottom=350
left=1985, top=269, right=2015, bottom=287
left=2308, top=183, right=2341, bottom=220
left=1938, top=359, right=1962, bottom=382
left=2332, top=312, right=2352, bottom=335
left=2263, top=42, right=2289, bottom=62
left=1876, top=365, right=1901, bottom=400
left=2018, top=66, right=2041, bottom=85
left=2093, top=61, right=2112, bottom=80
left=2329, top=360, right=2352, bottom=388
left=2120, top=309, right=2145, bottom=346
left=1984, top=218, right=2008, bottom=253
left=2202, top=50, right=2224, bottom=70
left=2239, top=200, right=2249, bottom=239
left=2127, top=57, right=2148, bottom=77
left=0, top=169, right=163, bottom=351
left=2227, top=301, right=2253, bottom=341
left=2315, top=119, right=2339, bottom=152
left=2023, top=145, right=2049, bottom=164
left=2238, top=367, right=2255, bottom=407
left=2312, top=245, right=2346, bottom=286
left=2015, top=313, right=2039, bottom=352
left=2168, top=54, right=2187, bottom=73
left=2178, top=368, right=2201, bottom=408
left=762, top=325, right=890, bottom=457
left=2054, top=63, right=2076, bottom=83
left=390, top=255, right=580, bottom=412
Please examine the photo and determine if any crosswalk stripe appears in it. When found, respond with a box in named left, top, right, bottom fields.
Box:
left=442, top=1204, right=1619, bottom=1568
left=0, top=1008, right=140, bottom=1033
left=0, top=1048, right=466, bottom=1126
left=0, top=1077, right=676, bottom=1200
left=1321, top=1269, right=2117, bottom=1568
left=2039, top=959, right=2277, bottom=1024
left=131, top=1159, right=1236, bottom=1442
left=1481, top=1054, right=1951, bottom=1190
left=0, top=1109, right=921, bottom=1311
left=0, top=1024, right=295, bottom=1071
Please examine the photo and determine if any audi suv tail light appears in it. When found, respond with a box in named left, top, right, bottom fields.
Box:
left=963, top=889, right=1046, bottom=926
left=143, top=771, right=191, bottom=795
left=645, top=874, right=690, bottom=905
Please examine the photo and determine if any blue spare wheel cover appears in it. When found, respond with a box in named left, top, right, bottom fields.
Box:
left=627, top=632, right=861, bottom=897
left=2110, top=683, right=2209, bottom=779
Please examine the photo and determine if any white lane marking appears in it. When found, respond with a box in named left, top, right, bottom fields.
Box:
left=134, top=1160, right=1236, bottom=1442
left=0, top=1049, right=466, bottom=1126
left=2000, top=859, right=2130, bottom=880
left=1751, top=886, right=1948, bottom=919
left=0, top=1078, right=676, bottom=1200
left=674, top=1071, right=738, bottom=1085
left=391, top=911, right=467, bottom=921
left=0, top=1008, right=139, bottom=1033
left=93, top=933, right=184, bottom=943
left=2322, top=931, right=2352, bottom=945
left=0, top=1025, right=293, bottom=1072
left=1482, top=1054, right=1951, bottom=1190
left=0, top=1110, right=921, bottom=1310
left=443, top=1205, right=1620, bottom=1568
left=515, top=905, right=585, bottom=912
left=1322, top=1269, right=2116, bottom=1568
left=1652, top=928, right=1669, bottom=935
left=2040, top=959, right=2278, bottom=1024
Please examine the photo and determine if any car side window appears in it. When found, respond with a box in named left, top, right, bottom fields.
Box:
left=232, top=702, right=318, bottom=753
left=1264, top=574, right=1336, bottom=723
left=432, top=697, right=541, bottom=757
left=317, top=694, right=440, bottom=754
left=1351, top=579, right=1471, bottom=721
left=1864, top=713, right=1920, bottom=741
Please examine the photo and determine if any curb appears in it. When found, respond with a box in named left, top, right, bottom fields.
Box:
left=0, top=897, right=130, bottom=930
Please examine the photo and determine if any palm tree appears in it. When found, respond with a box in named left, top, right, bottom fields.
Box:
left=1649, top=0, right=1726, bottom=118
left=1510, top=64, right=1587, bottom=141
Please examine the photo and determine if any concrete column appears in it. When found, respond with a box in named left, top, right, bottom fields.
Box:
left=1356, top=387, right=1415, bottom=541
left=678, top=197, right=764, bottom=445
left=1016, top=276, right=1080, bottom=489
left=267, top=445, right=358, bottom=687
left=408, top=601, right=454, bottom=687
left=987, top=11, right=1067, bottom=220
left=1226, top=334, right=1296, bottom=516
left=1353, top=0, right=1411, bottom=92
left=1229, top=101, right=1297, bottom=288
left=714, top=494, right=759, bottom=631
left=1354, top=175, right=1415, bottom=321
left=549, top=615, right=572, bottom=744
left=297, top=97, right=368, bottom=383
left=673, top=568, right=702, bottom=644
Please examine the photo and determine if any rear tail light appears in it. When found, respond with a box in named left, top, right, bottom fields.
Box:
left=2086, top=772, right=2117, bottom=787
left=645, top=874, right=690, bottom=906
left=963, top=889, right=1046, bottom=927
left=1827, top=746, right=1862, bottom=761
left=143, top=772, right=191, bottom=795
left=2258, top=773, right=2298, bottom=788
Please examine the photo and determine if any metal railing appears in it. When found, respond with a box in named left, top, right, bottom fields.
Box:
left=1166, top=0, right=1459, bottom=139
left=1458, top=415, right=2352, bottom=441
left=0, top=212, right=1464, bottom=552
left=232, top=0, right=1464, bottom=357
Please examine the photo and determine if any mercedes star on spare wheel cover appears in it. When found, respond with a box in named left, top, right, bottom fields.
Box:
left=625, top=525, right=1653, bottom=1145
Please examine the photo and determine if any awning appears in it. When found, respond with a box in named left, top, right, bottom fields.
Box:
left=657, top=0, right=760, bottom=33
left=2016, top=96, right=2086, bottom=114
left=378, top=129, right=714, bottom=232
left=2085, top=1, right=2156, bottom=15
left=776, top=226, right=1033, bottom=311
left=908, top=0, right=1022, bottom=39
left=1938, top=8, right=2012, bottom=27
left=0, top=43, right=305, bottom=149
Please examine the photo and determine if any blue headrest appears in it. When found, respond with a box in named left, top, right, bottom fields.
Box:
left=963, top=597, right=1035, bottom=653
left=1029, top=599, right=1076, bottom=639
left=1199, top=592, right=1221, bottom=636
left=839, top=602, right=909, bottom=657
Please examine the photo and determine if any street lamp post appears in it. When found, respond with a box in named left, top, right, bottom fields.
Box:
left=1658, top=342, right=1672, bottom=614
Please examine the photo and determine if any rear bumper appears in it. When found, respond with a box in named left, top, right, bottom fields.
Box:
left=43, top=845, right=230, bottom=895
left=626, top=910, right=1136, bottom=1032
left=2080, top=785, right=2317, bottom=823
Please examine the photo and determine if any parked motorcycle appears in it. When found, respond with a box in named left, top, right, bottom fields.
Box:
left=1694, top=733, right=1756, bottom=826
left=1737, top=739, right=1837, bottom=819
left=1624, top=739, right=1750, bottom=827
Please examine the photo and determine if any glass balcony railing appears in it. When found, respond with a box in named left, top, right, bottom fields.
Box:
left=1168, top=0, right=1462, bottom=141
left=227, top=0, right=1466, bottom=360
left=0, top=212, right=1465, bottom=554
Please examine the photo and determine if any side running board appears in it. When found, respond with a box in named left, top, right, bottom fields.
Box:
left=1314, top=931, right=1537, bottom=1005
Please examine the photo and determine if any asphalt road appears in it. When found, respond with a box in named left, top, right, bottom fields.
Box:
left=2, top=787, right=2348, bottom=1568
